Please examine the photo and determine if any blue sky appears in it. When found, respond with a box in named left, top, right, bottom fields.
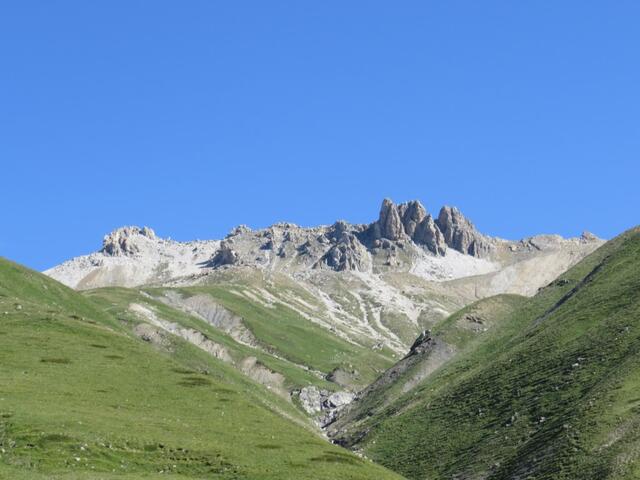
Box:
left=1, top=1, right=638, bottom=270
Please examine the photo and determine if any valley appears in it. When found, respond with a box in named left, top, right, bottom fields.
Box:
left=2, top=198, right=632, bottom=480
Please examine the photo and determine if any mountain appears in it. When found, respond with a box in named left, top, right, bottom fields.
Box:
left=40, top=198, right=602, bottom=429
left=328, top=227, right=640, bottom=479
left=0, top=256, right=403, bottom=479
left=2, top=198, right=629, bottom=479
left=46, top=199, right=602, bottom=359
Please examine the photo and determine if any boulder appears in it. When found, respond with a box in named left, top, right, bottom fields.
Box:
left=296, top=386, right=355, bottom=427
left=326, top=391, right=355, bottom=408
left=298, top=386, right=327, bottom=414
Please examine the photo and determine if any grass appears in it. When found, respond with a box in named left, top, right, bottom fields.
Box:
left=173, top=284, right=395, bottom=388
left=329, top=294, right=526, bottom=439
left=85, top=286, right=336, bottom=392
left=0, top=257, right=403, bottom=479
left=430, top=293, right=526, bottom=350
left=340, top=227, right=640, bottom=479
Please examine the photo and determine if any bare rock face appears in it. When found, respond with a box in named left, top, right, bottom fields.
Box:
left=407, top=329, right=435, bottom=356
left=102, top=226, right=157, bottom=256
left=369, top=199, right=447, bottom=255
left=436, top=206, right=492, bottom=257
left=581, top=231, right=598, bottom=242
left=204, top=199, right=494, bottom=274
left=210, top=240, right=238, bottom=267
left=49, top=197, right=602, bottom=299
left=319, top=221, right=370, bottom=271
left=227, top=225, right=252, bottom=237
left=296, top=386, right=355, bottom=427
left=298, top=386, right=326, bottom=414
left=398, top=200, right=427, bottom=237
left=415, top=215, right=446, bottom=255
left=378, top=198, right=405, bottom=241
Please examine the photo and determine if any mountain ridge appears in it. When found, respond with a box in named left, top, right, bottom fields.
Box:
left=46, top=198, right=601, bottom=290
left=43, top=198, right=603, bottom=362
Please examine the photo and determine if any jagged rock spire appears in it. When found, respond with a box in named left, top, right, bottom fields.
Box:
left=398, top=200, right=427, bottom=237
left=414, top=214, right=447, bottom=255
left=369, top=199, right=447, bottom=255
left=378, top=198, right=405, bottom=241
left=436, top=206, right=492, bottom=257
left=209, top=198, right=493, bottom=274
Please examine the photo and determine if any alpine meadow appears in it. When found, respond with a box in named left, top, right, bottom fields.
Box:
left=2, top=2, right=639, bottom=479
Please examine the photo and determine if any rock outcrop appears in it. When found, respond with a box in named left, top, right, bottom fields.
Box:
left=296, top=386, right=355, bottom=427
left=102, top=226, right=157, bottom=256
left=407, top=329, right=436, bottom=356
left=318, top=221, right=370, bottom=271
left=365, top=199, right=447, bottom=255
left=436, top=206, right=492, bottom=257
left=398, top=200, right=427, bottom=237
left=377, top=198, right=405, bottom=241
left=210, top=240, right=238, bottom=267
left=414, top=214, right=447, bottom=255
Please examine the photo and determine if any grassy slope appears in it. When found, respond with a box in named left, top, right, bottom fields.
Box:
left=85, top=287, right=335, bottom=391
left=328, top=294, right=525, bottom=441
left=0, top=258, right=403, bottom=480
left=430, top=293, right=526, bottom=350
left=347, top=228, right=640, bottom=479
left=175, top=285, right=394, bottom=388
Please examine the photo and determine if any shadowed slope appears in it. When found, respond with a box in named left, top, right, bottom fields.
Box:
left=327, top=294, right=525, bottom=441
left=332, top=228, right=640, bottom=480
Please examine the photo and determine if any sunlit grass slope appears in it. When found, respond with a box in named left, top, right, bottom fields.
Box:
left=344, top=228, right=640, bottom=480
left=0, top=258, right=403, bottom=479
left=85, top=286, right=336, bottom=392
left=173, top=284, right=395, bottom=388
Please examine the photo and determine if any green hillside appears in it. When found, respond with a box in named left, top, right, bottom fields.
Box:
left=85, top=286, right=337, bottom=393
left=335, top=227, right=640, bottom=479
left=430, top=293, right=526, bottom=350
left=328, top=294, right=526, bottom=440
left=0, top=258, right=403, bottom=479
left=174, top=284, right=395, bottom=387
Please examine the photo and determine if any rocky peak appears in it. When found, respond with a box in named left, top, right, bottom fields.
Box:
left=327, top=220, right=351, bottom=242
left=102, top=226, right=157, bottom=256
left=318, top=221, right=370, bottom=272
left=581, top=231, right=599, bottom=242
left=226, top=225, right=252, bottom=238
left=377, top=198, right=405, bottom=241
left=366, top=199, right=447, bottom=256
left=414, top=214, right=447, bottom=255
left=436, top=206, right=492, bottom=257
left=398, top=200, right=427, bottom=237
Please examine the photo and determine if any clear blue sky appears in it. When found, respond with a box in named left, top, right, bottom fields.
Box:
left=1, top=2, right=638, bottom=270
